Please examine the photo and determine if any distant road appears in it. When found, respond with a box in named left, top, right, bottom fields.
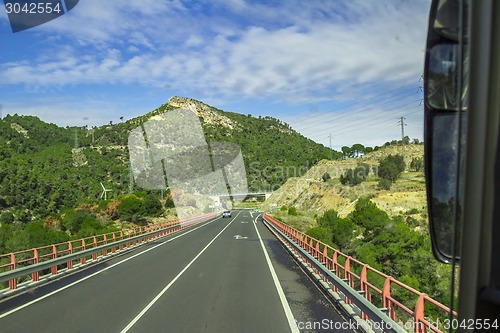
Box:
left=0, top=211, right=355, bottom=333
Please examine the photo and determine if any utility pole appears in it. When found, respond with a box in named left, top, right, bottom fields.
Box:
left=328, top=133, right=332, bottom=160
left=398, top=116, right=407, bottom=163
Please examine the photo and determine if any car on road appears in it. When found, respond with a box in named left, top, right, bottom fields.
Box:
left=222, top=210, right=231, bottom=218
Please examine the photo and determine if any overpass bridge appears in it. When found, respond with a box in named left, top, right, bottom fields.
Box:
left=0, top=211, right=456, bottom=333
left=211, top=192, right=272, bottom=208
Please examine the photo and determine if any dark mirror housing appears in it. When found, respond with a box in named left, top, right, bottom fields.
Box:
left=424, top=0, right=469, bottom=263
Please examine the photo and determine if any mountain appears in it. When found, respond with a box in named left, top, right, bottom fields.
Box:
left=0, top=97, right=340, bottom=223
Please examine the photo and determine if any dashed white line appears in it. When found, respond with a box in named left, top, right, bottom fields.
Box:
left=120, top=212, right=240, bottom=333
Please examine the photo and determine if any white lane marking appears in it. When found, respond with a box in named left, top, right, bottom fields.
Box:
left=234, top=235, right=248, bottom=240
left=250, top=212, right=254, bottom=218
left=253, top=220, right=300, bottom=333
left=120, top=212, right=240, bottom=333
left=0, top=217, right=222, bottom=319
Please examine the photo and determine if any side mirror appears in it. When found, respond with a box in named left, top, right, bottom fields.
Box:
left=424, top=0, right=469, bottom=263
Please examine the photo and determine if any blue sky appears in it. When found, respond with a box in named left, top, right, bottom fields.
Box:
left=0, top=0, right=430, bottom=150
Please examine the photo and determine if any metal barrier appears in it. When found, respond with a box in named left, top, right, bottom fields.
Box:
left=263, top=213, right=457, bottom=333
left=0, top=213, right=218, bottom=296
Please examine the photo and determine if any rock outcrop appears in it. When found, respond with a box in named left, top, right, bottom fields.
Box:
left=167, top=96, right=236, bottom=129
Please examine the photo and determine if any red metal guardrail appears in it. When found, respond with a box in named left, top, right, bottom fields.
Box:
left=264, top=213, right=458, bottom=333
left=0, top=213, right=217, bottom=291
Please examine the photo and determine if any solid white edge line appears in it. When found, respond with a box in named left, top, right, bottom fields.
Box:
left=120, top=211, right=240, bottom=333
left=253, top=216, right=300, bottom=333
left=0, top=216, right=222, bottom=319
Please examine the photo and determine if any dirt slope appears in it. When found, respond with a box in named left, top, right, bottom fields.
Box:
left=263, top=144, right=427, bottom=221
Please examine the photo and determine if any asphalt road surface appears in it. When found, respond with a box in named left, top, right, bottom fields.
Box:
left=0, top=210, right=357, bottom=333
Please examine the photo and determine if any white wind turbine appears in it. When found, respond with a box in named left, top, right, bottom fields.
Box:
left=100, top=182, right=112, bottom=200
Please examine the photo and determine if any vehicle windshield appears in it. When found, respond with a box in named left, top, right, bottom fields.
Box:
left=0, top=1, right=461, bottom=332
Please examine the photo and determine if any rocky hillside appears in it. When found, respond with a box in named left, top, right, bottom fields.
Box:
left=263, top=144, right=427, bottom=223
left=0, top=97, right=340, bottom=223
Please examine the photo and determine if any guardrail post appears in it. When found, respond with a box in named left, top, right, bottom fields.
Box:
left=51, top=245, right=58, bottom=275
left=360, top=264, right=369, bottom=319
left=314, top=242, right=320, bottom=259
left=67, top=242, right=73, bottom=269
left=111, top=233, right=117, bottom=253
left=9, top=253, right=17, bottom=289
left=92, top=237, right=97, bottom=260
left=332, top=251, right=339, bottom=292
left=103, top=235, right=108, bottom=257
left=383, top=276, right=395, bottom=320
left=345, top=256, right=353, bottom=304
left=322, top=245, right=328, bottom=265
left=81, top=239, right=86, bottom=265
left=31, top=248, right=40, bottom=282
left=414, top=293, right=427, bottom=333
left=119, top=231, right=124, bottom=250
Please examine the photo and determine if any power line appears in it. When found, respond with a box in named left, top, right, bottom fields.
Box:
left=314, top=104, right=420, bottom=143
left=296, top=86, right=420, bottom=128
left=306, top=100, right=421, bottom=139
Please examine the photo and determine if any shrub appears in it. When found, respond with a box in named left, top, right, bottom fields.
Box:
left=288, top=207, right=297, bottom=216
left=378, top=179, right=392, bottom=190
left=340, top=164, right=369, bottom=185
left=0, top=212, right=14, bottom=225
left=141, top=194, right=163, bottom=217
left=118, top=196, right=142, bottom=221
left=322, top=172, right=331, bottom=182
left=410, top=157, right=424, bottom=172
left=378, top=155, right=405, bottom=182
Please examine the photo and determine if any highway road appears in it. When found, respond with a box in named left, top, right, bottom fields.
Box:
left=0, top=210, right=357, bottom=333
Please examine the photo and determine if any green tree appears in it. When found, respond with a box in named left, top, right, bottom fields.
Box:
left=341, top=146, right=352, bottom=158
left=118, top=195, right=143, bottom=221
left=141, top=194, right=163, bottom=217
left=306, top=227, right=334, bottom=247
left=0, top=212, right=14, bottom=225
left=321, top=172, right=331, bottom=182
left=330, top=218, right=356, bottom=249
left=317, top=209, right=342, bottom=228
left=410, top=157, right=424, bottom=172
left=351, top=143, right=365, bottom=157
left=378, top=179, right=392, bottom=190
left=378, top=155, right=405, bottom=182
left=349, top=199, right=389, bottom=241
left=61, top=208, right=93, bottom=234
left=340, top=164, right=369, bottom=185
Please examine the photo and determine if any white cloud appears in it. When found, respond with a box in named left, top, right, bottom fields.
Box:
left=1, top=0, right=430, bottom=103
left=0, top=0, right=431, bottom=146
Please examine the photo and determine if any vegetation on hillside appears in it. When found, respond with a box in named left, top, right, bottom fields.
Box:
left=203, top=111, right=342, bottom=191
left=0, top=98, right=341, bottom=253
left=0, top=192, right=166, bottom=255
left=377, top=154, right=406, bottom=189
left=275, top=200, right=451, bottom=317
